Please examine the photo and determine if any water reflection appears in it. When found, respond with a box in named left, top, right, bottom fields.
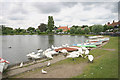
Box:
left=48, top=35, right=54, bottom=47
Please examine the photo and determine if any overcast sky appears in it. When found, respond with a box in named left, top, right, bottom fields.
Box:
left=0, top=0, right=119, bottom=29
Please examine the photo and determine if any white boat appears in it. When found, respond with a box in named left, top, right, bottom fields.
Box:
left=88, top=36, right=103, bottom=39
left=0, top=57, right=10, bottom=73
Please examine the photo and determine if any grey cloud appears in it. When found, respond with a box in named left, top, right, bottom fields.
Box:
left=8, top=15, right=25, bottom=20
left=33, top=2, right=78, bottom=14
left=55, top=18, right=62, bottom=21
left=82, top=2, right=118, bottom=13
left=10, top=2, right=28, bottom=14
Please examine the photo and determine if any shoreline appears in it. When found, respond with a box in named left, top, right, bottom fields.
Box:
left=2, top=40, right=109, bottom=78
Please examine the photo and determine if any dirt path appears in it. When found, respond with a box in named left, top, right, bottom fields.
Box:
left=3, top=55, right=66, bottom=78
left=14, top=62, right=88, bottom=78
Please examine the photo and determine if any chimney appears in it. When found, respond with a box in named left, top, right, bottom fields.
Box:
left=107, top=22, right=110, bottom=25
left=113, top=20, right=115, bottom=23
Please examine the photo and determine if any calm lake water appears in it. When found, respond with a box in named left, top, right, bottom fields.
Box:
left=1, top=35, right=88, bottom=65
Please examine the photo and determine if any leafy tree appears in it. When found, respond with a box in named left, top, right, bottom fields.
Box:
left=38, top=23, right=47, bottom=32
left=2, top=25, right=13, bottom=34
left=103, top=24, right=109, bottom=32
left=36, top=29, right=41, bottom=34
left=70, top=27, right=75, bottom=34
left=46, top=29, right=50, bottom=34
left=72, top=25, right=79, bottom=29
left=92, top=25, right=104, bottom=33
left=27, top=27, right=35, bottom=32
left=59, top=29, right=63, bottom=32
left=48, top=16, right=54, bottom=32
left=84, top=27, right=90, bottom=34
left=81, top=25, right=88, bottom=28
left=108, top=26, right=114, bottom=29
left=89, top=26, right=93, bottom=32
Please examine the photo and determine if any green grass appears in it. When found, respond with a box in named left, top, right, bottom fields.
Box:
left=73, top=36, right=118, bottom=78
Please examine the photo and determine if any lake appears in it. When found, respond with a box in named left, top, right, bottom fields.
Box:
left=1, top=35, right=88, bottom=65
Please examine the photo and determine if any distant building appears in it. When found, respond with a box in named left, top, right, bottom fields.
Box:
left=107, top=20, right=120, bottom=28
left=57, top=26, right=70, bottom=32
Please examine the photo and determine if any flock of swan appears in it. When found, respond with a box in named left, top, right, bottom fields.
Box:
left=26, top=44, right=94, bottom=63
left=23, top=44, right=94, bottom=74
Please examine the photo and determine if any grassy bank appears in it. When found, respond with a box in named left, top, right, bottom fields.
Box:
left=11, top=36, right=118, bottom=78
left=73, top=37, right=118, bottom=78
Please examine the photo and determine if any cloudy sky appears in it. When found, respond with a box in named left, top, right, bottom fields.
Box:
left=0, top=0, right=119, bottom=29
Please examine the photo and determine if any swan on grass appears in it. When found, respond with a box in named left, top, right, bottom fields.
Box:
left=19, top=62, right=23, bottom=68
left=88, top=55, right=94, bottom=63
left=41, top=69, right=47, bottom=74
left=47, top=61, right=51, bottom=67
left=84, top=50, right=89, bottom=58
left=66, top=51, right=79, bottom=60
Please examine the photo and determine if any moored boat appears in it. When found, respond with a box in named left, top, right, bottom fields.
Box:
left=0, top=57, right=9, bottom=73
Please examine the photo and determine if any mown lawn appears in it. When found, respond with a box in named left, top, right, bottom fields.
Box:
left=73, top=36, right=118, bottom=78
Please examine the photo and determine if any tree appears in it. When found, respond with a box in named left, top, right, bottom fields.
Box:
left=27, top=27, right=35, bottom=32
left=103, top=24, right=109, bottom=32
left=84, top=27, right=90, bottom=34
left=72, top=25, right=79, bottom=29
left=89, top=26, right=93, bottom=32
left=92, top=25, right=104, bottom=33
left=46, top=29, right=50, bottom=34
left=48, top=16, right=54, bottom=32
left=38, top=23, right=47, bottom=32
left=2, top=25, right=13, bottom=34
left=59, top=29, right=63, bottom=32
left=108, top=26, right=114, bottom=29
left=81, top=25, right=88, bottom=28
left=70, top=27, right=75, bottom=34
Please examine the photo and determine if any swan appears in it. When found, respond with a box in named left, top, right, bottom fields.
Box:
left=66, top=51, right=79, bottom=58
left=62, top=44, right=69, bottom=47
left=59, top=49, right=68, bottom=54
left=84, top=50, right=89, bottom=58
left=26, top=51, right=36, bottom=57
left=19, top=62, right=23, bottom=68
left=45, top=48, right=52, bottom=52
left=38, top=49, right=43, bottom=53
left=47, top=61, right=51, bottom=67
left=41, top=69, right=47, bottom=74
left=88, top=55, right=94, bottom=62
left=81, top=47, right=88, bottom=51
left=44, top=52, right=53, bottom=59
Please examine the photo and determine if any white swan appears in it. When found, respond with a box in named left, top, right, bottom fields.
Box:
left=41, top=69, right=47, bottom=74
left=66, top=51, right=79, bottom=58
left=44, top=51, right=53, bottom=59
left=59, top=49, right=68, bottom=54
left=19, top=62, right=23, bottom=68
left=81, top=47, right=88, bottom=50
left=84, top=50, right=89, bottom=58
left=88, top=55, right=94, bottom=62
left=38, top=49, right=43, bottom=53
left=62, top=44, right=69, bottom=47
left=47, top=61, right=51, bottom=67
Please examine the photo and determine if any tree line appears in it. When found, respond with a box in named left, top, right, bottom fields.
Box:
left=1, top=16, right=119, bottom=35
